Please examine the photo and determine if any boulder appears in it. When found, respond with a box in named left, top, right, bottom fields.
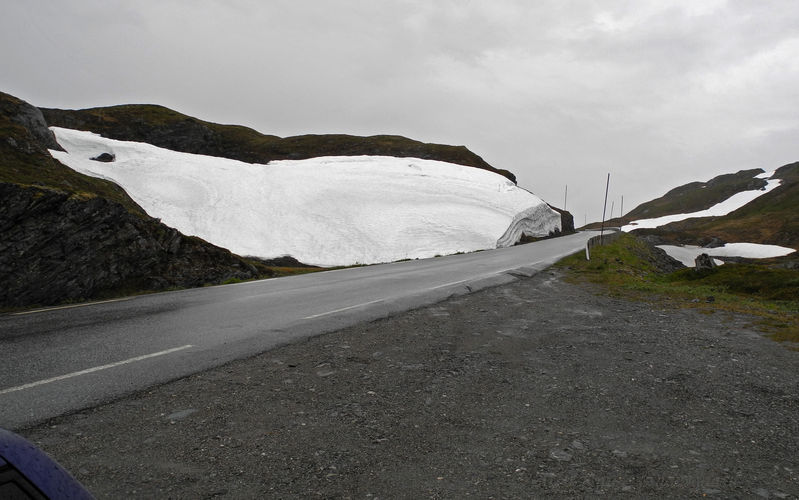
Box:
left=694, top=253, right=717, bottom=271
left=91, top=152, right=115, bottom=162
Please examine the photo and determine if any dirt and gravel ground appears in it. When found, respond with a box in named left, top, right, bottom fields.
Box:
left=22, top=269, right=799, bottom=499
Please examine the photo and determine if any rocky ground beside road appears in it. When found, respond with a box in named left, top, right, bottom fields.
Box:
left=23, top=269, right=799, bottom=499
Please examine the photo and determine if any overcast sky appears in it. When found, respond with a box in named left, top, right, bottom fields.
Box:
left=3, top=0, right=798, bottom=225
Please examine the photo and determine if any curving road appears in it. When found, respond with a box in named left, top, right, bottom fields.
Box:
left=0, top=231, right=593, bottom=430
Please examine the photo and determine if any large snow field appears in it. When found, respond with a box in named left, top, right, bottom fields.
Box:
left=658, top=243, right=796, bottom=267
left=621, top=172, right=781, bottom=232
left=50, top=127, right=560, bottom=266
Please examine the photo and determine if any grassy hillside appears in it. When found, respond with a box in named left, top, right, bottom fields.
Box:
left=41, top=104, right=517, bottom=182
left=557, top=233, right=799, bottom=346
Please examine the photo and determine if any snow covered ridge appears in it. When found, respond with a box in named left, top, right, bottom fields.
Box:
left=49, top=127, right=560, bottom=267
left=621, top=172, right=782, bottom=232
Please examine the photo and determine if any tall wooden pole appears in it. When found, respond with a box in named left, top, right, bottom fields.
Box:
left=600, top=173, right=610, bottom=243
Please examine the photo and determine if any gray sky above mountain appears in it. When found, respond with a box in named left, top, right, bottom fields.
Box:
left=3, top=0, right=798, bottom=225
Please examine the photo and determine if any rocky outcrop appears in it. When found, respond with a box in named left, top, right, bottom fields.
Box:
left=649, top=245, right=686, bottom=273
left=694, top=253, right=717, bottom=271
left=0, top=93, right=62, bottom=152
left=0, top=182, right=264, bottom=308
left=548, top=205, right=575, bottom=234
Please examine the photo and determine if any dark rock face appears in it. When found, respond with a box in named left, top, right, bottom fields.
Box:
left=0, top=91, right=63, bottom=152
left=0, top=183, right=264, bottom=308
left=548, top=205, right=575, bottom=234
left=650, top=245, right=686, bottom=273
left=695, top=253, right=717, bottom=271
left=91, top=152, right=115, bottom=162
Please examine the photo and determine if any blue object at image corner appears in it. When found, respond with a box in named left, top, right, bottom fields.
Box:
left=0, top=428, right=93, bottom=499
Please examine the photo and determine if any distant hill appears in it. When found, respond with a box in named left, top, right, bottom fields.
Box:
left=593, top=164, right=799, bottom=248
left=41, top=104, right=517, bottom=183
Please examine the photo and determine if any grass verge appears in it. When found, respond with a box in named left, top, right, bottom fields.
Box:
left=555, top=233, right=799, bottom=347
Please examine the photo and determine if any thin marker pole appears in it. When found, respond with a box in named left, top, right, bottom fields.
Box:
left=600, top=173, right=610, bottom=243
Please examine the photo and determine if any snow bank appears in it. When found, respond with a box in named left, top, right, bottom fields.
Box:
left=50, top=127, right=560, bottom=266
left=658, top=243, right=795, bottom=267
left=622, top=176, right=782, bottom=231
left=495, top=203, right=561, bottom=247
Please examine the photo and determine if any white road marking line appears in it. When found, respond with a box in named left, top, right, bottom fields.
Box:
left=301, top=266, right=549, bottom=321
left=12, top=297, right=131, bottom=316
left=303, top=278, right=475, bottom=319
left=303, top=299, right=385, bottom=319
left=0, top=345, right=194, bottom=396
left=428, top=278, right=469, bottom=290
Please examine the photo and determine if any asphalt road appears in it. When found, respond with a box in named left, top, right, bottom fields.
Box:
left=1, top=232, right=593, bottom=430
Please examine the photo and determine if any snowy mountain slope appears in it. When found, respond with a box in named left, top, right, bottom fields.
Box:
left=624, top=168, right=769, bottom=220
left=50, top=127, right=560, bottom=266
left=622, top=171, right=782, bottom=231
left=594, top=163, right=799, bottom=248
left=608, top=165, right=798, bottom=264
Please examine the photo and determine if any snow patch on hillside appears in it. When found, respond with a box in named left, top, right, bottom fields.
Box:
left=49, top=127, right=560, bottom=266
left=658, top=243, right=795, bottom=267
left=622, top=174, right=781, bottom=231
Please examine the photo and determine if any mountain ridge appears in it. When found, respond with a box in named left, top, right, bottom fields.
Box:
left=41, top=104, right=517, bottom=183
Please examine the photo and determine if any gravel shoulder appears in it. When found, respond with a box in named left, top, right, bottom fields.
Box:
left=22, top=269, right=799, bottom=499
